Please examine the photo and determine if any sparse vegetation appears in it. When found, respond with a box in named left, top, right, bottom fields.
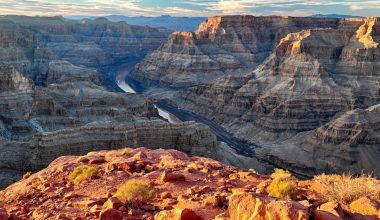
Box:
left=68, top=165, right=99, bottom=185
left=267, top=169, right=298, bottom=199
left=313, top=173, right=380, bottom=204
left=115, top=179, right=154, bottom=203
left=23, top=171, right=32, bottom=179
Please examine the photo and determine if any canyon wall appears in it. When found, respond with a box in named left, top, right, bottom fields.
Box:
left=0, top=15, right=171, bottom=88
left=133, top=16, right=380, bottom=177
left=0, top=16, right=218, bottom=188
left=132, top=16, right=344, bottom=87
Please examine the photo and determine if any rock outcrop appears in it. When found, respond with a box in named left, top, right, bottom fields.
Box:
left=132, top=16, right=380, bottom=177
left=132, top=16, right=345, bottom=87
left=1, top=148, right=378, bottom=219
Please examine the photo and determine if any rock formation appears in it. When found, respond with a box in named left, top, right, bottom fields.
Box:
left=0, top=15, right=171, bottom=88
left=131, top=16, right=380, bottom=177
left=132, top=16, right=344, bottom=87
left=176, top=17, right=380, bottom=177
left=0, top=16, right=217, bottom=188
left=0, top=148, right=379, bottom=219
left=0, top=63, right=217, bottom=188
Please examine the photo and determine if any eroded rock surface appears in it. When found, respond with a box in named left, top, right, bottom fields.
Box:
left=1, top=148, right=378, bottom=219
left=149, top=16, right=380, bottom=177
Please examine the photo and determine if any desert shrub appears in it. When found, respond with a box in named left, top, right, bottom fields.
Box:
left=31, top=177, right=45, bottom=188
left=69, top=165, right=98, bottom=185
left=267, top=169, right=298, bottom=199
left=115, top=179, right=154, bottom=203
left=314, top=173, right=380, bottom=204
left=23, top=171, right=32, bottom=179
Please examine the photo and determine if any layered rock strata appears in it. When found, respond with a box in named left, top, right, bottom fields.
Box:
left=176, top=17, right=380, bottom=176
left=132, top=16, right=348, bottom=87
left=0, top=15, right=171, bottom=87
left=0, top=65, right=217, bottom=188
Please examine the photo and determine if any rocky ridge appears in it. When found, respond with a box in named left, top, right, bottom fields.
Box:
left=132, top=16, right=348, bottom=88
left=0, top=148, right=379, bottom=220
left=131, top=16, right=380, bottom=177
left=177, top=17, right=380, bottom=176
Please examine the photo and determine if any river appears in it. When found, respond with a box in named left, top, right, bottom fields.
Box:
left=116, top=68, right=182, bottom=124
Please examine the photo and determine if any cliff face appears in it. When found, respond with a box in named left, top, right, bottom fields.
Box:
left=0, top=16, right=171, bottom=87
left=0, top=64, right=218, bottom=188
left=136, top=16, right=380, bottom=176
left=132, top=16, right=343, bottom=87
left=0, top=16, right=217, bottom=188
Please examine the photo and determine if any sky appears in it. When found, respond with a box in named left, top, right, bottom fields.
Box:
left=0, top=0, right=380, bottom=17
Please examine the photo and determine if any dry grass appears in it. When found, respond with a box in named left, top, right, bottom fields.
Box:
left=23, top=171, right=32, bottom=179
left=115, top=179, right=154, bottom=203
left=68, top=165, right=98, bottom=185
left=313, top=173, right=380, bottom=204
left=267, top=169, right=298, bottom=199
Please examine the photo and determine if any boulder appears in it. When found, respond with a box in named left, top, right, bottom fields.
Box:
left=0, top=208, right=8, bottom=220
left=103, top=197, right=124, bottom=210
left=318, top=201, right=344, bottom=219
left=160, top=171, right=186, bottom=182
left=228, top=193, right=309, bottom=220
left=99, top=208, right=123, bottom=220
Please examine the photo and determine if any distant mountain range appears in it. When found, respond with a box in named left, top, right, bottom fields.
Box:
left=311, top=14, right=363, bottom=18
left=65, top=15, right=207, bottom=31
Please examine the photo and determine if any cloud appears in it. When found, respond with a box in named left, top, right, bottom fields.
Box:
left=0, top=0, right=379, bottom=17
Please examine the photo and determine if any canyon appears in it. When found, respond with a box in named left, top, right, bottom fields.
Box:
left=0, top=13, right=379, bottom=220
left=1, top=14, right=379, bottom=189
left=132, top=15, right=380, bottom=177
left=0, top=16, right=217, bottom=188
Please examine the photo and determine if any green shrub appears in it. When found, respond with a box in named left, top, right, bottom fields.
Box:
left=267, top=169, right=298, bottom=199
left=314, top=173, right=380, bottom=204
left=115, top=179, right=154, bottom=203
left=69, top=165, right=98, bottom=185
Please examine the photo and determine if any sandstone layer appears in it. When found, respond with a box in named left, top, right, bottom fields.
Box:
left=0, top=148, right=379, bottom=220
left=131, top=16, right=380, bottom=177
left=0, top=16, right=217, bottom=188
left=0, top=15, right=171, bottom=88
left=132, top=16, right=348, bottom=88
left=176, top=17, right=380, bottom=177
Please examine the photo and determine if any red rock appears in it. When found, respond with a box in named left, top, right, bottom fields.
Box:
left=180, top=209, right=203, bottom=220
left=128, top=209, right=146, bottom=215
left=141, top=204, right=156, bottom=211
left=99, top=208, right=123, bottom=220
left=228, top=193, right=309, bottom=220
left=312, top=210, right=341, bottom=220
left=89, top=157, right=106, bottom=164
left=204, top=195, right=226, bottom=208
left=318, top=201, right=344, bottom=219
left=103, top=197, right=124, bottom=210
left=160, top=171, right=186, bottom=182
left=159, top=192, right=172, bottom=199
left=0, top=208, right=8, bottom=220
left=154, top=208, right=203, bottom=220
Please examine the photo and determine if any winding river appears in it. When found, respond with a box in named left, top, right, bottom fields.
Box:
left=116, top=68, right=182, bottom=124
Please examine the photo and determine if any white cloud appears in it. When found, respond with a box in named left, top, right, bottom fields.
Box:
left=0, top=0, right=379, bottom=17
